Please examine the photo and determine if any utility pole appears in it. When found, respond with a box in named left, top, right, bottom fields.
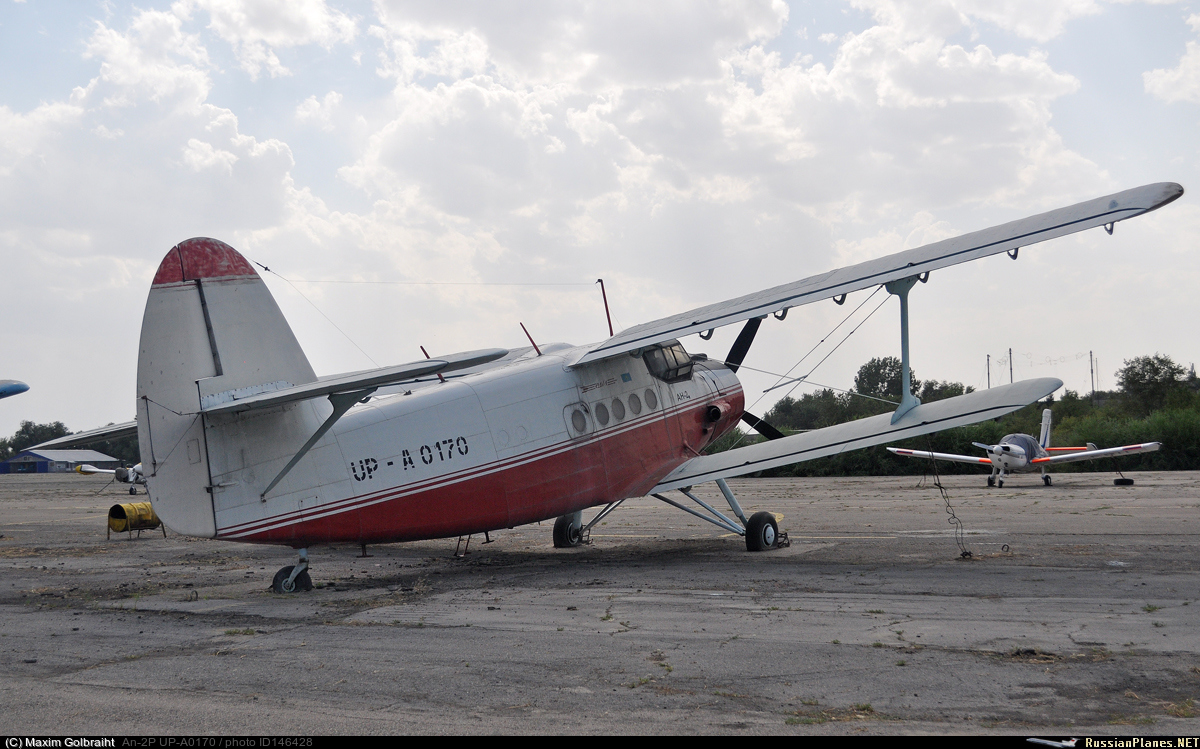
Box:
left=1090, top=350, right=1095, bottom=404
left=987, top=354, right=990, bottom=389
left=1009, top=347, right=1013, bottom=384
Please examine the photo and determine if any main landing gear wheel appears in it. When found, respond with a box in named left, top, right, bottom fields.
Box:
left=745, top=511, right=779, bottom=552
left=1043, top=475, right=1052, bottom=487
left=271, top=565, right=313, bottom=594
left=997, top=479, right=1004, bottom=488
left=1114, top=477, right=1135, bottom=486
left=987, top=476, right=995, bottom=487
left=552, top=513, right=583, bottom=548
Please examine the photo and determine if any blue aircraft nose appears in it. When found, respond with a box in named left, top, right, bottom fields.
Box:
left=0, top=380, right=29, bottom=399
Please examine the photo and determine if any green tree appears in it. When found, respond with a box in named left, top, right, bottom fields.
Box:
left=853, top=357, right=921, bottom=402
left=1116, top=354, right=1186, bottom=416
left=0, top=420, right=70, bottom=461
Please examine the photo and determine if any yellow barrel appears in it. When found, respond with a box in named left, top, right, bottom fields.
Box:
left=107, top=502, right=162, bottom=537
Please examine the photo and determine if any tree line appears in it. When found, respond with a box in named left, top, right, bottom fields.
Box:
left=0, top=421, right=140, bottom=465
left=706, top=353, right=1200, bottom=476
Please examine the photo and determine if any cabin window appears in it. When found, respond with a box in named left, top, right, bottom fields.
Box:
left=643, top=341, right=694, bottom=383
left=595, top=402, right=610, bottom=426
left=570, top=409, right=587, bottom=433
left=644, top=388, right=658, bottom=410
left=611, top=397, right=626, bottom=421
left=628, top=393, right=642, bottom=415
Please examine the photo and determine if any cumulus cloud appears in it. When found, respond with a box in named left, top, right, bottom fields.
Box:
left=81, top=4, right=211, bottom=108
left=195, top=0, right=357, bottom=78
left=1144, top=14, right=1200, bottom=103
left=295, top=91, right=343, bottom=130
left=2, top=0, right=1192, bottom=434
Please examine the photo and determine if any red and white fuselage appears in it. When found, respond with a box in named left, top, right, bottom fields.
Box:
left=215, top=347, right=743, bottom=546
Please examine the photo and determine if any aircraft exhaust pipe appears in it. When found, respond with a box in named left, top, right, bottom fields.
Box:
left=705, top=401, right=732, bottom=424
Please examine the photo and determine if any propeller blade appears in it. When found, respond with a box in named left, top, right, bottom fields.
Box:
left=724, top=317, right=762, bottom=372
left=972, top=442, right=995, bottom=452
left=741, top=411, right=785, bottom=440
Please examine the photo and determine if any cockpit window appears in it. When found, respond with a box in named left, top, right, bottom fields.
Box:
left=643, top=341, right=693, bottom=383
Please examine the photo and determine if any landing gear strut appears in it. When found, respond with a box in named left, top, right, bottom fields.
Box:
left=271, top=548, right=313, bottom=593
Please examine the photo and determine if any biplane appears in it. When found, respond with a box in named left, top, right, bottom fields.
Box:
left=39, top=182, right=1183, bottom=592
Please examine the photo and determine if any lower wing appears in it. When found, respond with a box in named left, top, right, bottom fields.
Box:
left=75, top=464, right=116, bottom=475
left=651, top=378, right=1059, bottom=492
left=1032, top=442, right=1161, bottom=465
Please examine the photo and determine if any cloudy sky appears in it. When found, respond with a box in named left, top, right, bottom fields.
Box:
left=1, top=0, right=1197, bottom=437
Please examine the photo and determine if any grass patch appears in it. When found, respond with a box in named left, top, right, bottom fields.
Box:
left=1108, top=714, right=1156, bottom=726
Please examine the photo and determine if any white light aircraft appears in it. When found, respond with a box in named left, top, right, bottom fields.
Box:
left=887, top=408, right=1161, bottom=487
left=76, top=463, right=147, bottom=495
left=37, top=183, right=1182, bottom=592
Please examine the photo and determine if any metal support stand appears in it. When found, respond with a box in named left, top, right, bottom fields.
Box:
left=885, top=275, right=922, bottom=424
left=454, top=535, right=472, bottom=557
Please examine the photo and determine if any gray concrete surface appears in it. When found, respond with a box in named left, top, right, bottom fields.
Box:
left=1, top=471, right=1198, bottom=734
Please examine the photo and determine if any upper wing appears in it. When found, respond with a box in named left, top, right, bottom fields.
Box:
left=33, top=420, right=139, bottom=450
left=886, top=447, right=992, bottom=466
left=1032, top=442, right=1161, bottom=465
left=201, top=347, right=508, bottom=415
left=650, top=378, right=1060, bottom=492
left=576, top=183, right=1182, bottom=365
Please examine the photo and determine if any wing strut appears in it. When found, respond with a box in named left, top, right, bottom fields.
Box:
left=258, top=388, right=376, bottom=500
left=885, top=274, right=923, bottom=423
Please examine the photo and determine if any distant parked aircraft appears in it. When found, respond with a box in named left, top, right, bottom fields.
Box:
left=887, top=409, right=1160, bottom=487
left=0, top=380, right=28, bottom=399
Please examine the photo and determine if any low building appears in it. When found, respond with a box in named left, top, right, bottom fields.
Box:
left=1, top=449, right=121, bottom=474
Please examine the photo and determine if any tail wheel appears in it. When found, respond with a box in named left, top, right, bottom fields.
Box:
left=745, top=511, right=779, bottom=552
left=271, top=565, right=313, bottom=594
left=552, top=513, right=583, bottom=548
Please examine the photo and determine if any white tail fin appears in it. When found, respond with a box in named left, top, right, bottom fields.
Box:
left=137, top=238, right=320, bottom=537
left=1039, top=408, right=1053, bottom=448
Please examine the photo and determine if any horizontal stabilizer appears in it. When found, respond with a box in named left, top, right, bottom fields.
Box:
left=650, top=378, right=1061, bottom=492
left=1032, top=442, right=1161, bottom=465
left=201, top=348, right=509, bottom=415
left=33, top=421, right=139, bottom=450
left=577, top=183, right=1182, bottom=365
